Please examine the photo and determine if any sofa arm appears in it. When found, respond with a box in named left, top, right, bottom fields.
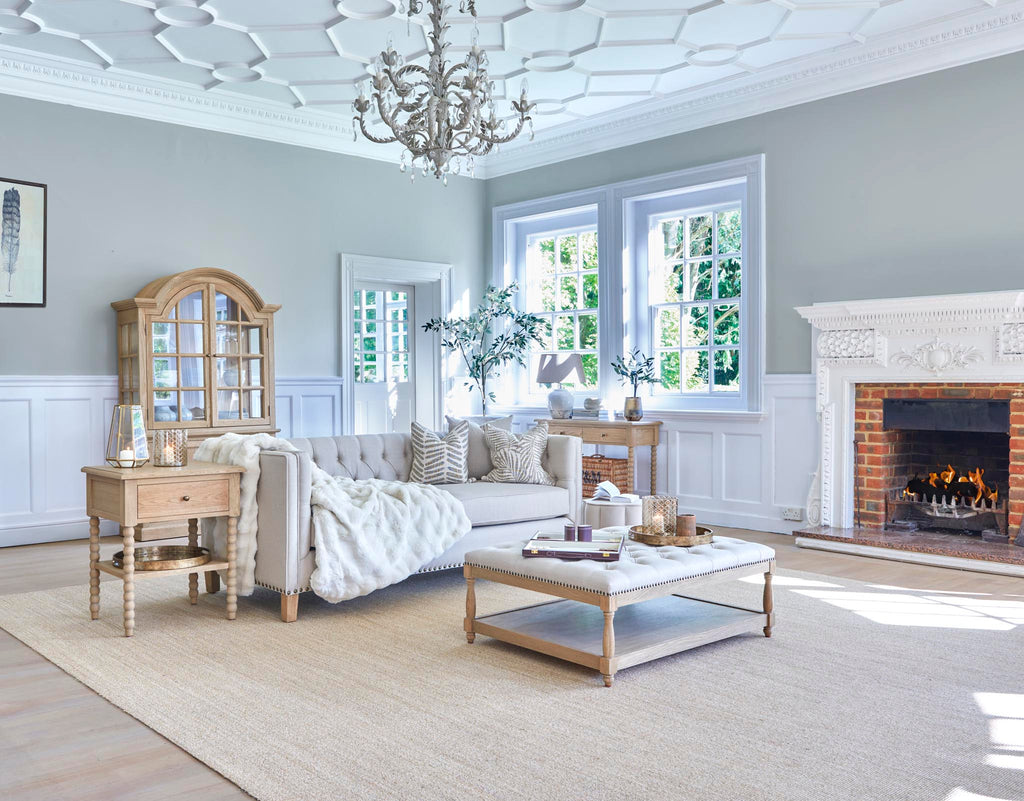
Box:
left=543, top=434, right=583, bottom=521
left=253, top=449, right=314, bottom=595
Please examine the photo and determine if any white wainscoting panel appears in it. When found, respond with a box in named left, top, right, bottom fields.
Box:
left=501, top=374, right=817, bottom=534
left=0, top=375, right=343, bottom=547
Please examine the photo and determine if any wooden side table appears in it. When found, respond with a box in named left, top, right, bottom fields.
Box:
left=538, top=419, right=662, bottom=495
left=82, top=461, right=245, bottom=637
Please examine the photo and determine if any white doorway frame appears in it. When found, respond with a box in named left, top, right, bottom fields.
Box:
left=340, top=254, right=452, bottom=435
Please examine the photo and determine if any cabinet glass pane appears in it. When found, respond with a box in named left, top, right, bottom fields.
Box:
left=179, top=324, right=204, bottom=354
left=179, top=291, right=203, bottom=320
left=215, top=292, right=240, bottom=321
left=242, top=326, right=262, bottom=355
left=243, top=390, right=262, bottom=419
left=152, top=322, right=176, bottom=354
left=217, top=390, right=240, bottom=420
left=217, top=357, right=240, bottom=386
left=216, top=324, right=239, bottom=354
left=242, top=358, right=261, bottom=387
left=182, top=390, right=205, bottom=421
left=179, top=357, right=204, bottom=387
left=153, top=356, right=177, bottom=388
left=153, top=394, right=177, bottom=421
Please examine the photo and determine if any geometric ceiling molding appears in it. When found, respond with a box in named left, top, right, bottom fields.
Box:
left=0, top=0, right=1019, bottom=177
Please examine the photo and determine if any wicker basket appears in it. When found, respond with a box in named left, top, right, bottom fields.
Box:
left=581, top=454, right=631, bottom=497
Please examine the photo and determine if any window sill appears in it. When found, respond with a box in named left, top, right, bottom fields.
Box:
left=488, top=404, right=766, bottom=424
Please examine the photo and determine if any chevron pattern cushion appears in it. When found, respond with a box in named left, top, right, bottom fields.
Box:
left=481, top=421, right=555, bottom=486
left=410, top=420, right=469, bottom=485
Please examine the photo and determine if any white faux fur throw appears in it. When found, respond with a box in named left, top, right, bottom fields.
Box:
left=195, top=433, right=471, bottom=603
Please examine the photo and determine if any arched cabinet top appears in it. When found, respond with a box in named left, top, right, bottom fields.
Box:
left=111, top=268, right=281, bottom=315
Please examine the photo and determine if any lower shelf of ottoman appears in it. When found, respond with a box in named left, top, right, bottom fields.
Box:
left=474, top=595, right=765, bottom=675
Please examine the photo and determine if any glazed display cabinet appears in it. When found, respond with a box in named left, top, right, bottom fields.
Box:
left=113, top=268, right=279, bottom=442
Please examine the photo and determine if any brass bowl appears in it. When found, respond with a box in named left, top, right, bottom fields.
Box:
left=629, top=525, right=714, bottom=548
left=112, top=545, right=211, bottom=571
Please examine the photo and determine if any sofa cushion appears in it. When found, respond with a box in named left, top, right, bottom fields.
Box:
left=438, top=482, right=569, bottom=527
left=481, top=421, right=555, bottom=486
left=410, top=420, right=469, bottom=484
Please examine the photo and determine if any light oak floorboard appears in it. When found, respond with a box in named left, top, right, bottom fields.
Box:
left=1, top=527, right=1021, bottom=799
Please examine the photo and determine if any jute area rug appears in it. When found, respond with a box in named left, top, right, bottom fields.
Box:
left=0, top=568, right=1022, bottom=801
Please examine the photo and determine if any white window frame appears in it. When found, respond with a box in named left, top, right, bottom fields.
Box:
left=492, top=155, right=764, bottom=416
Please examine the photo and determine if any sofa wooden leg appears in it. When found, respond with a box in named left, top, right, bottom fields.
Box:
left=205, top=571, right=220, bottom=594
left=281, top=593, right=299, bottom=623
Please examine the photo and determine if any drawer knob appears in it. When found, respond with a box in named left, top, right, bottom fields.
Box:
left=182, top=495, right=191, bottom=502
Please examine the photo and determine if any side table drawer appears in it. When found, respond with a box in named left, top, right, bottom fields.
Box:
left=591, top=429, right=627, bottom=445
left=548, top=425, right=583, bottom=438
left=137, top=479, right=231, bottom=519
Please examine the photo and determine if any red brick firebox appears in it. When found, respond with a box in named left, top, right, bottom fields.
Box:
left=854, top=383, right=1024, bottom=542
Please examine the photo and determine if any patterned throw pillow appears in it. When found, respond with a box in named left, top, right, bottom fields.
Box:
left=410, top=420, right=469, bottom=485
left=481, top=421, right=555, bottom=486
left=446, top=415, right=513, bottom=479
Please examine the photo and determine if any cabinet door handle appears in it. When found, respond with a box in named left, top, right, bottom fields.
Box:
left=182, top=495, right=191, bottom=502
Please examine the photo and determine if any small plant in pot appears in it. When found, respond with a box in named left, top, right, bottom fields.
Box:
left=611, top=348, right=656, bottom=421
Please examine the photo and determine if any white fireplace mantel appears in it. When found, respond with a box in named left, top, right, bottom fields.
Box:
left=796, top=289, right=1024, bottom=529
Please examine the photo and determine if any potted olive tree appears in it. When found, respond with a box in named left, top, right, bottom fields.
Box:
left=611, top=348, right=656, bottom=421
left=423, top=283, right=544, bottom=417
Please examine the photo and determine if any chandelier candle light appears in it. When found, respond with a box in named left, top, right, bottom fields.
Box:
left=352, top=0, right=535, bottom=184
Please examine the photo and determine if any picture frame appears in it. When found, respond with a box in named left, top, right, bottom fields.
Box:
left=0, top=176, right=47, bottom=308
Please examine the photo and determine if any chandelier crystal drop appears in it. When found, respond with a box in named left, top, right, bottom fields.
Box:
left=352, top=0, right=535, bottom=183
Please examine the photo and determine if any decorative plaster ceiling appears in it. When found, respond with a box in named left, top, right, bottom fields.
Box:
left=0, top=0, right=1021, bottom=176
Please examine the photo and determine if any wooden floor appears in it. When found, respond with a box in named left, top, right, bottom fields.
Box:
left=1, top=528, right=1022, bottom=800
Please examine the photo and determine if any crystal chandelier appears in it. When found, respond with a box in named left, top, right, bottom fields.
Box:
left=352, top=0, right=535, bottom=184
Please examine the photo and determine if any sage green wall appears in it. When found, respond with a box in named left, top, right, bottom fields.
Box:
left=484, top=51, right=1024, bottom=374
left=0, top=93, right=487, bottom=376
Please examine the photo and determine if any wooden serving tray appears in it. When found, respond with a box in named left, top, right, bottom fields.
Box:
left=629, top=525, right=714, bottom=547
left=112, top=545, right=211, bottom=571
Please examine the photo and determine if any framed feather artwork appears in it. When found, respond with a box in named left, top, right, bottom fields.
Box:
left=0, top=177, right=46, bottom=307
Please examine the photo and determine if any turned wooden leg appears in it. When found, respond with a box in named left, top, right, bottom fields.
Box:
left=627, top=446, right=635, bottom=495
left=121, top=525, right=135, bottom=638
left=650, top=443, right=658, bottom=495
left=280, top=593, right=298, bottom=623
left=206, top=571, right=220, bottom=594
left=601, top=608, right=615, bottom=687
left=464, top=575, right=476, bottom=643
left=89, top=517, right=100, bottom=620
left=763, top=566, right=775, bottom=638
left=226, top=516, right=238, bottom=620
left=187, top=518, right=199, bottom=606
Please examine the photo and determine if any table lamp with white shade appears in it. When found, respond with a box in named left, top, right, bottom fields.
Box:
left=536, top=353, right=585, bottom=419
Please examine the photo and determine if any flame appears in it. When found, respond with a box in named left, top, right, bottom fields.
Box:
left=905, top=465, right=998, bottom=506
left=941, top=464, right=956, bottom=484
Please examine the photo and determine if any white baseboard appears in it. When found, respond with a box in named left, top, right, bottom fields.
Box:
left=0, top=375, right=343, bottom=547
left=795, top=537, right=1024, bottom=578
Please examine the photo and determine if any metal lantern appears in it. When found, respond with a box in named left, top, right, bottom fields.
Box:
left=642, top=495, right=678, bottom=535
left=153, top=429, right=188, bottom=467
left=105, top=404, right=149, bottom=468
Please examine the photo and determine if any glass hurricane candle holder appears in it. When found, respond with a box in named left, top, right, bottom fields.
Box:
left=642, top=495, right=678, bottom=535
left=105, top=404, right=149, bottom=468
left=153, top=429, right=188, bottom=467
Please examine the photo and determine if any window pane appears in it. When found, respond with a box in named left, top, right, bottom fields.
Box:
left=718, top=257, right=741, bottom=299
left=216, top=324, right=239, bottom=354
left=558, top=234, right=577, bottom=270
left=179, top=323, right=203, bottom=354
left=217, top=390, right=240, bottom=420
left=179, top=357, right=204, bottom=387
left=365, top=290, right=377, bottom=306
left=582, top=272, right=598, bottom=309
left=182, top=390, right=205, bottom=421
left=689, top=214, right=712, bottom=257
left=362, top=364, right=377, bottom=382
left=529, top=237, right=556, bottom=276
left=578, top=313, right=597, bottom=349
left=662, top=220, right=686, bottom=261
left=714, top=304, right=740, bottom=345
left=580, top=231, right=598, bottom=270
left=365, top=307, right=377, bottom=320
left=717, top=209, right=741, bottom=254
left=215, top=292, right=239, bottom=321
left=670, top=261, right=711, bottom=302
left=179, top=291, right=203, bottom=320
left=243, top=389, right=262, bottom=419
left=535, top=316, right=553, bottom=350
left=362, top=335, right=377, bottom=352
left=153, top=357, right=176, bottom=388
left=683, top=350, right=709, bottom=393
left=555, top=315, right=574, bottom=350
left=559, top=275, right=578, bottom=311
left=536, top=278, right=556, bottom=312
left=581, top=354, right=598, bottom=387
left=152, top=322, right=175, bottom=354
left=659, top=351, right=680, bottom=392
left=242, top=358, right=261, bottom=387
left=216, top=357, right=240, bottom=386
left=658, top=307, right=680, bottom=348
left=684, top=306, right=709, bottom=347
left=714, top=350, right=741, bottom=392
left=242, top=326, right=261, bottom=355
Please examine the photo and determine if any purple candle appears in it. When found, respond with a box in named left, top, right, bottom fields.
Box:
left=564, top=523, right=576, bottom=541
left=577, top=525, right=593, bottom=542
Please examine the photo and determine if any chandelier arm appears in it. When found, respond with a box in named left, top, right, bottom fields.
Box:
left=356, top=113, right=399, bottom=145
left=478, top=114, right=530, bottom=146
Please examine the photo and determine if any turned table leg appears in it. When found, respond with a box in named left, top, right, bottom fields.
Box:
left=464, top=576, right=476, bottom=643
left=187, top=518, right=199, bottom=605
left=601, top=609, right=616, bottom=687
left=627, top=445, right=635, bottom=495
left=226, top=516, right=238, bottom=620
left=206, top=571, right=220, bottom=594
left=121, top=525, right=135, bottom=637
left=763, top=566, right=775, bottom=638
left=650, top=442, right=658, bottom=495
left=89, top=516, right=100, bottom=620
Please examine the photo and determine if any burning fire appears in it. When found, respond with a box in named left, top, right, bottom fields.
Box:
left=903, top=465, right=999, bottom=505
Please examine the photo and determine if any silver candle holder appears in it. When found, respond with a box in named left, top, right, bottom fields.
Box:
left=152, top=429, right=188, bottom=467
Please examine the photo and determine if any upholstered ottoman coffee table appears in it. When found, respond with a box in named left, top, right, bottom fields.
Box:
left=463, top=530, right=775, bottom=687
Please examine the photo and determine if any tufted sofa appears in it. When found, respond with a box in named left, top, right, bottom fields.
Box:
left=252, top=431, right=582, bottom=621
